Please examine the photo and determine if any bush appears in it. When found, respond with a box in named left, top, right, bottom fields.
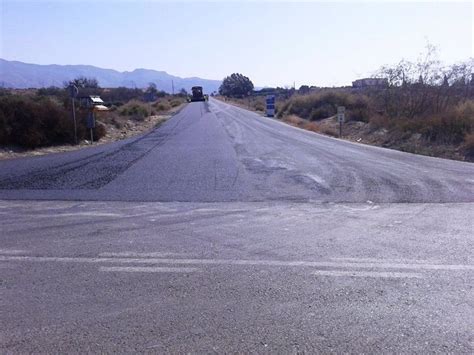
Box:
left=309, top=104, right=335, bottom=121
left=412, top=101, right=473, bottom=144
left=169, top=99, right=181, bottom=108
left=0, top=96, right=74, bottom=148
left=0, top=95, right=107, bottom=148
left=153, top=101, right=171, bottom=112
left=278, top=91, right=370, bottom=122
left=119, top=100, right=149, bottom=120
left=462, top=133, right=474, bottom=161
left=37, top=86, right=66, bottom=98
left=253, top=102, right=265, bottom=111
left=93, top=122, right=107, bottom=141
left=419, top=115, right=471, bottom=144
left=100, top=87, right=144, bottom=105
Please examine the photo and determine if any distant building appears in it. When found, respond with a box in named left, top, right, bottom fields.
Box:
left=352, top=78, right=388, bottom=89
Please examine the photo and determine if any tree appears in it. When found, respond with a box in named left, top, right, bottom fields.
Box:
left=146, top=82, right=158, bottom=95
left=219, top=73, right=254, bottom=98
left=65, top=76, right=99, bottom=89
left=298, top=85, right=310, bottom=94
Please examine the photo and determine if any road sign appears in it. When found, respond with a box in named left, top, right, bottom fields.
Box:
left=337, top=106, right=345, bottom=123
left=266, top=95, right=276, bottom=117
left=86, top=112, right=95, bottom=129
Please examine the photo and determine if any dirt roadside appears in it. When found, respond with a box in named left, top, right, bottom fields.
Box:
left=218, top=97, right=468, bottom=162
left=0, top=103, right=187, bottom=161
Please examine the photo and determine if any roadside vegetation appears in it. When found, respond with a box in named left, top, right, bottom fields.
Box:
left=0, top=79, right=187, bottom=152
left=220, top=47, right=474, bottom=162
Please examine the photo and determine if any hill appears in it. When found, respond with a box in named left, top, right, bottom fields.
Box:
left=0, top=59, right=222, bottom=93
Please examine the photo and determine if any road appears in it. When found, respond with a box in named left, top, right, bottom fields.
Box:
left=1, top=99, right=473, bottom=353
left=0, top=99, right=473, bottom=202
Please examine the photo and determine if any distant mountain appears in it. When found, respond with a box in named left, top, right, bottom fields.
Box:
left=0, top=59, right=222, bottom=93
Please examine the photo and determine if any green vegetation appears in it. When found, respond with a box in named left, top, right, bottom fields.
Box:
left=0, top=77, right=187, bottom=150
left=0, top=95, right=105, bottom=148
left=279, top=91, right=371, bottom=122
left=269, top=47, right=474, bottom=161
left=219, top=73, right=254, bottom=98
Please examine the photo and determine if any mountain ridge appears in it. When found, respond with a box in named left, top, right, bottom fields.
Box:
left=0, top=59, right=222, bottom=93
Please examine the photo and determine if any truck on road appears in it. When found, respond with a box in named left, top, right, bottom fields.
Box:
left=191, top=86, right=206, bottom=102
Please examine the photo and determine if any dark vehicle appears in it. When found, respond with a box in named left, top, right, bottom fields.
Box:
left=191, top=86, right=206, bottom=102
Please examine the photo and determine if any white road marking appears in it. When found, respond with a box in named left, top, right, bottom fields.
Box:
left=0, top=255, right=473, bottom=271
left=0, top=249, right=29, bottom=255
left=100, top=266, right=199, bottom=273
left=50, top=212, right=123, bottom=218
left=313, top=270, right=423, bottom=278
left=99, top=251, right=191, bottom=258
left=19, top=212, right=124, bottom=219
left=331, top=257, right=437, bottom=264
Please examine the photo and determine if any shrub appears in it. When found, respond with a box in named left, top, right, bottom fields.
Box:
left=321, top=127, right=338, bottom=137
left=37, top=86, right=65, bottom=98
left=462, top=133, right=474, bottom=161
left=93, top=123, right=107, bottom=141
left=253, top=102, right=265, bottom=111
left=415, top=102, right=473, bottom=144
left=278, top=91, right=370, bottom=122
left=303, top=121, right=320, bottom=133
left=0, top=95, right=107, bottom=148
left=309, top=104, right=335, bottom=121
left=419, top=115, right=471, bottom=144
left=153, top=101, right=171, bottom=112
left=119, top=100, right=149, bottom=119
left=169, top=99, right=181, bottom=108
left=0, top=96, right=73, bottom=147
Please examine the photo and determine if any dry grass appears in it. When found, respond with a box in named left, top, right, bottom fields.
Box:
left=462, top=133, right=474, bottom=161
left=302, top=121, right=320, bottom=133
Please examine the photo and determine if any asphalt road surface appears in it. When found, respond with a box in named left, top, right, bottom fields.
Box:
left=1, top=99, right=473, bottom=353
left=0, top=99, right=473, bottom=203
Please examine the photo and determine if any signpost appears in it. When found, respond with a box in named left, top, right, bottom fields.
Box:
left=337, top=106, right=345, bottom=138
left=266, top=95, right=276, bottom=117
left=68, top=84, right=79, bottom=144
left=86, top=111, right=95, bottom=143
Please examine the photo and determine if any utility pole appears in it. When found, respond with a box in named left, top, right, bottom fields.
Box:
left=68, top=84, right=79, bottom=145
left=172, top=80, right=175, bottom=95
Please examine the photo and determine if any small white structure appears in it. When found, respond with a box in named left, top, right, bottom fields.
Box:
left=352, top=78, right=388, bottom=89
left=79, top=95, right=109, bottom=111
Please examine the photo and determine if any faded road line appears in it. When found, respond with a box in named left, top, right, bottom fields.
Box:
left=99, top=251, right=191, bottom=258
left=313, top=270, right=423, bottom=278
left=331, top=257, right=438, bottom=264
left=0, top=249, right=29, bottom=255
left=100, top=266, right=199, bottom=273
left=1, top=255, right=473, bottom=271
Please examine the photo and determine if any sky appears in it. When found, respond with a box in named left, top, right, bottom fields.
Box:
left=1, top=1, right=473, bottom=87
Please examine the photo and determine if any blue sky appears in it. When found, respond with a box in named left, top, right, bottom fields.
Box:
left=1, top=1, right=472, bottom=87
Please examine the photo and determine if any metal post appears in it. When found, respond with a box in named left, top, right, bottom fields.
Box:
left=71, top=97, right=77, bottom=144
left=90, top=112, right=94, bottom=143
left=337, top=106, right=345, bottom=138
